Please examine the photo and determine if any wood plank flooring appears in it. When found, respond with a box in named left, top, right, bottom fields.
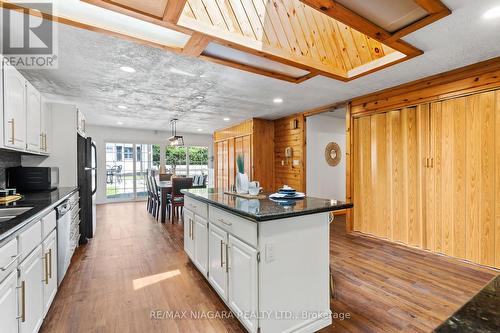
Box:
left=40, top=202, right=497, bottom=333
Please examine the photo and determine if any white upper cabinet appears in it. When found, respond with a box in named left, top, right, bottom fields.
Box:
left=3, top=62, right=27, bottom=150
left=26, top=81, right=41, bottom=153
left=2, top=62, right=51, bottom=155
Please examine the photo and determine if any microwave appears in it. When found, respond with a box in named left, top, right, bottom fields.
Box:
left=6, top=167, right=59, bottom=192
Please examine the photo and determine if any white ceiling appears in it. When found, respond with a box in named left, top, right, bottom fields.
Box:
left=6, top=0, right=500, bottom=133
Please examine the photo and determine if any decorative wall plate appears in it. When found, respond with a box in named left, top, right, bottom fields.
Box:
left=325, top=142, right=341, bottom=166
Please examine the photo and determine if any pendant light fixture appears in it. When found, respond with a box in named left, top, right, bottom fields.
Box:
left=168, top=119, right=184, bottom=146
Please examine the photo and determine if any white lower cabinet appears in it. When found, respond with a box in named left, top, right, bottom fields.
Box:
left=227, top=235, right=258, bottom=333
left=208, top=223, right=228, bottom=300
left=18, top=245, right=44, bottom=333
left=184, top=210, right=195, bottom=260
left=42, top=230, right=57, bottom=316
left=193, top=216, right=208, bottom=276
left=0, top=270, right=19, bottom=333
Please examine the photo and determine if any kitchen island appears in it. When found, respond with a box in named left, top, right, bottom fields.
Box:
left=181, top=189, right=352, bottom=333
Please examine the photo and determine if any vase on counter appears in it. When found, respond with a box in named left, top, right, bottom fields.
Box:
left=235, top=172, right=249, bottom=194
left=235, top=154, right=248, bottom=194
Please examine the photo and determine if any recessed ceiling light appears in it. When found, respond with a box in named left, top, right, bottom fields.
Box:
left=223, top=117, right=230, bottom=121
left=196, top=95, right=204, bottom=99
left=200, top=74, right=209, bottom=78
left=118, top=105, right=127, bottom=109
left=197, top=128, right=203, bottom=132
left=483, top=6, right=500, bottom=19
left=117, top=121, right=124, bottom=125
left=169, top=67, right=195, bottom=77
left=120, top=66, right=136, bottom=73
left=273, top=98, right=283, bottom=104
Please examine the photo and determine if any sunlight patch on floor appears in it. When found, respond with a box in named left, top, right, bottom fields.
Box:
left=133, top=269, right=181, bottom=290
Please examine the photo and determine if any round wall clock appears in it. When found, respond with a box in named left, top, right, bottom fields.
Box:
left=325, top=142, right=341, bottom=166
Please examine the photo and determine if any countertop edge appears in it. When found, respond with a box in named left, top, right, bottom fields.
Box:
left=182, top=190, right=353, bottom=222
left=0, top=187, right=79, bottom=244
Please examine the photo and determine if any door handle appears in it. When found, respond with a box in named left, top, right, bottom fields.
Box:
left=220, top=240, right=225, bottom=268
left=43, top=252, right=49, bottom=284
left=17, top=280, right=26, bottom=322
left=7, top=118, right=15, bottom=144
left=225, top=243, right=230, bottom=273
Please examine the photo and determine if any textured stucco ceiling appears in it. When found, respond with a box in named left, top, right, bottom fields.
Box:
left=9, top=0, right=500, bottom=133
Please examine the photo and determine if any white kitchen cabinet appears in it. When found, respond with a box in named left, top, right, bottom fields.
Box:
left=3, top=62, right=27, bottom=150
left=42, top=230, right=57, bottom=316
left=0, top=270, right=19, bottom=333
left=183, top=210, right=195, bottom=260
left=193, top=215, right=208, bottom=276
left=18, top=245, right=44, bottom=333
left=208, top=223, right=228, bottom=300
left=26, top=81, right=41, bottom=153
left=228, top=235, right=258, bottom=333
left=40, top=99, right=52, bottom=154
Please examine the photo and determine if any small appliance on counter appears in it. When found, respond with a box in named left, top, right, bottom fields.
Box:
left=6, top=166, right=59, bottom=192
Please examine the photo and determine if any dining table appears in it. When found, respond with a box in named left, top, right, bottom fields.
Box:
left=157, top=180, right=172, bottom=223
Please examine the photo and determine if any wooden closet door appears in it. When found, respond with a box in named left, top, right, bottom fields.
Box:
left=353, top=107, right=422, bottom=246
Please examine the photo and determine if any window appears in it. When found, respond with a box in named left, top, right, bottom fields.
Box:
left=106, top=143, right=154, bottom=201
left=124, top=147, right=133, bottom=159
left=165, top=145, right=209, bottom=177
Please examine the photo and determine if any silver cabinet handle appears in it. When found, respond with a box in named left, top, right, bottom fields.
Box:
left=1, top=254, right=20, bottom=271
left=17, top=280, right=25, bottom=322
left=7, top=118, right=15, bottom=144
left=217, top=218, right=232, bottom=226
left=220, top=240, right=224, bottom=268
left=49, top=248, right=52, bottom=279
left=43, top=252, right=49, bottom=284
left=225, top=243, right=230, bottom=273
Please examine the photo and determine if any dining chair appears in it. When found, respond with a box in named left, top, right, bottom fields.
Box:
left=170, top=177, right=193, bottom=223
left=150, top=176, right=162, bottom=220
left=146, top=174, right=153, bottom=214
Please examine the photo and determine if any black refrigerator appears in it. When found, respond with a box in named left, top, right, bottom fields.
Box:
left=77, top=134, right=97, bottom=244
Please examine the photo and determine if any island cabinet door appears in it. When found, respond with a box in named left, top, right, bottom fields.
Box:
left=228, top=235, right=258, bottom=333
left=193, top=216, right=208, bottom=277
left=18, top=245, right=44, bottom=333
left=0, top=270, right=19, bottom=333
left=208, top=223, right=228, bottom=300
left=183, top=210, right=195, bottom=261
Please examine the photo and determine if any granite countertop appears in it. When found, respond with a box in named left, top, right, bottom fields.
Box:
left=434, top=274, right=500, bottom=332
left=0, top=187, right=78, bottom=243
left=182, top=188, right=352, bottom=222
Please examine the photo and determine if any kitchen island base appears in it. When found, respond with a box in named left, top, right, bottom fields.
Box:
left=182, top=193, right=342, bottom=333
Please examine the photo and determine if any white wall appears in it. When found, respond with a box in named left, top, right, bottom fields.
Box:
left=86, top=125, right=213, bottom=204
left=306, top=113, right=346, bottom=200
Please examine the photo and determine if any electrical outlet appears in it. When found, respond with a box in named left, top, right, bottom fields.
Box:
left=265, top=243, right=276, bottom=263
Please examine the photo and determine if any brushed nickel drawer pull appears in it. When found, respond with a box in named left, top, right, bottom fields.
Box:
left=217, top=218, right=232, bottom=226
left=49, top=248, right=52, bottom=279
left=1, top=254, right=20, bottom=271
left=43, top=252, right=49, bottom=284
left=225, top=243, right=230, bottom=273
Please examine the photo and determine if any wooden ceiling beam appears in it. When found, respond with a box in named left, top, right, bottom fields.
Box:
left=182, top=32, right=211, bottom=56
left=414, top=0, right=450, bottom=14
left=162, top=0, right=187, bottom=23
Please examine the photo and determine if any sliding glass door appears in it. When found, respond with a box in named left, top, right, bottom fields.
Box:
left=105, top=143, right=157, bottom=201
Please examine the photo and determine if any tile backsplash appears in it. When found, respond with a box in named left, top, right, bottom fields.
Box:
left=0, top=150, right=21, bottom=188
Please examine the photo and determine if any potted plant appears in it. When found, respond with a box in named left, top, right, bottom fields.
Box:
left=235, top=154, right=249, bottom=194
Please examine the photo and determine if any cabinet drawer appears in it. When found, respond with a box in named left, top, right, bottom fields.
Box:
left=19, top=220, right=42, bottom=261
left=185, top=196, right=208, bottom=219
left=0, top=238, right=18, bottom=282
left=42, top=210, right=57, bottom=240
left=209, top=206, right=257, bottom=248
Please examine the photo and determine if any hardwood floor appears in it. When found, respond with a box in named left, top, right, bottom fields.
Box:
left=40, top=202, right=497, bottom=333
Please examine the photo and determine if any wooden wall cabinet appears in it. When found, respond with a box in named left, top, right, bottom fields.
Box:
left=352, top=90, right=500, bottom=268
left=214, top=119, right=274, bottom=192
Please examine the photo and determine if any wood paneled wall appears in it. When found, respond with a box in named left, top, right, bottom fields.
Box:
left=350, top=61, right=500, bottom=268
left=274, top=114, right=306, bottom=192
